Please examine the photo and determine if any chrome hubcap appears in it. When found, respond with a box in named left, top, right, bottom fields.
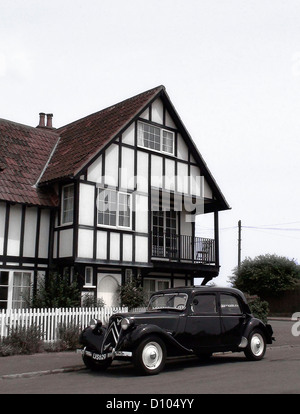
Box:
left=251, top=333, right=264, bottom=357
left=142, top=342, right=163, bottom=370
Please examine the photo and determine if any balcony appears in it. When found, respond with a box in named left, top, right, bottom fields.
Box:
left=151, top=233, right=215, bottom=265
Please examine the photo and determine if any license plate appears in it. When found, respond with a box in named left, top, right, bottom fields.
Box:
left=92, top=352, right=107, bottom=361
left=76, top=349, right=108, bottom=360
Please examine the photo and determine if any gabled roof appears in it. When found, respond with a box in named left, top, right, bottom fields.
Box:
left=0, top=85, right=229, bottom=211
left=40, top=85, right=165, bottom=184
left=0, top=119, right=59, bottom=206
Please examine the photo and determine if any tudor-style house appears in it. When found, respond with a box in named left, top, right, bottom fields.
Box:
left=0, top=86, right=230, bottom=309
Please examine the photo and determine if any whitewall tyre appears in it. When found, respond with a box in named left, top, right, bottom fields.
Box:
left=244, top=330, right=266, bottom=361
left=133, top=335, right=166, bottom=375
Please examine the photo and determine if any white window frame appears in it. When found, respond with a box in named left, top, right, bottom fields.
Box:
left=97, top=188, right=132, bottom=229
left=138, top=121, right=174, bottom=155
left=0, top=270, right=34, bottom=310
left=61, top=184, right=74, bottom=225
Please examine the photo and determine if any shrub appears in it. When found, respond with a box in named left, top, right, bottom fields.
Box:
left=0, top=324, right=44, bottom=356
left=119, top=280, right=145, bottom=310
left=246, top=295, right=270, bottom=324
left=31, top=271, right=81, bottom=308
left=57, top=323, right=81, bottom=350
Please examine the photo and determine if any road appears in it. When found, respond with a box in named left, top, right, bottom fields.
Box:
left=0, top=320, right=300, bottom=394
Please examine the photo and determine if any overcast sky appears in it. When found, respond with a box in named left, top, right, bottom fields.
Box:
left=1, top=0, right=300, bottom=286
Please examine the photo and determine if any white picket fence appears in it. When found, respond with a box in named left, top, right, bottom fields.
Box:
left=0, top=307, right=145, bottom=343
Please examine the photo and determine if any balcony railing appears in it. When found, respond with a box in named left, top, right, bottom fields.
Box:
left=151, top=234, right=215, bottom=264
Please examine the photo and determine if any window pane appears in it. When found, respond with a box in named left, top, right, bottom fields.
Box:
left=98, top=189, right=117, bottom=226
left=192, top=294, right=217, bottom=314
left=62, top=185, right=74, bottom=224
left=0, top=271, right=9, bottom=286
left=23, top=273, right=31, bottom=286
left=138, top=122, right=161, bottom=151
left=13, top=272, right=22, bottom=286
left=12, top=272, right=31, bottom=309
left=118, top=193, right=131, bottom=228
left=220, top=294, right=242, bottom=314
left=162, top=130, right=174, bottom=154
left=85, top=268, right=93, bottom=285
left=0, top=287, right=8, bottom=301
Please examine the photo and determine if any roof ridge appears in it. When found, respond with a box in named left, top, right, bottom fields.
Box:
left=0, top=117, right=58, bottom=135
left=56, top=85, right=165, bottom=133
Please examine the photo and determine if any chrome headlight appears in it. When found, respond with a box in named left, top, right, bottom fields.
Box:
left=121, top=317, right=134, bottom=331
left=89, top=318, right=102, bottom=329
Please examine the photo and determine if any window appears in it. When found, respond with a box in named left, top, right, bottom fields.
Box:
left=192, top=294, right=217, bottom=315
left=152, top=210, right=177, bottom=257
left=61, top=184, right=74, bottom=224
left=0, top=271, right=9, bottom=310
left=12, top=272, right=32, bottom=309
left=138, top=122, right=174, bottom=155
left=220, top=294, right=242, bottom=315
left=84, top=267, right=94, bottom=287
left=97, top=188, right=131, bottom=228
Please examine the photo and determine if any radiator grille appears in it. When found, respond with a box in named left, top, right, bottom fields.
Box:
left=101, top=316, right=123, bottom=353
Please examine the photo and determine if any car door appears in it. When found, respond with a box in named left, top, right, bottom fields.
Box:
left=183, top=292, right=222, bottom=351
left=219, top=293, right=246, bottom=348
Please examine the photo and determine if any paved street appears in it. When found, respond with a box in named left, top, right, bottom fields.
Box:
left=0, top=319, right=299, bottom=394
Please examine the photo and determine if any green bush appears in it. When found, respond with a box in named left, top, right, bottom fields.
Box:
left=246, top=295, right=270, bottom=324
left=57, top=323, right=81, bottom=350
left=0, top=324, right=44, bottom=356
left=31, top=271, right=81, bottom=308
left=119, top=280, right=145, bottom=310
left=231, top=254, right=300, bottom=298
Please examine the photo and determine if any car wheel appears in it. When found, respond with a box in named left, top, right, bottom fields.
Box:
left=82, top=355, right=112, bottom=371
left=133, top=335, right=166, bottom=375
left=244, top=329, right=266, bottom=361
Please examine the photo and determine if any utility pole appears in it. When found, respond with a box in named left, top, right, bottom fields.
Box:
left=238, top=220, right=242, bottom=270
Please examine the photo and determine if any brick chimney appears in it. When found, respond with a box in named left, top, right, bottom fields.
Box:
left=37, top=112, right=46, bottom=128
left=37, top=112, right=54, bottom=129
left=46, top=113, right=53, bottom=128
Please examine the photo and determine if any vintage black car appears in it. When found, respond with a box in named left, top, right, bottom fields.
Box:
left=78, top=286, right=274, bottom=375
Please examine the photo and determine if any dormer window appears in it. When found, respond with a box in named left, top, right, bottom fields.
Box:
left=138, top=121, right=174, bottom=155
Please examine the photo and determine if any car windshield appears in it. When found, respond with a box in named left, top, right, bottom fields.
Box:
left=147, top=293, right=188, bottom=311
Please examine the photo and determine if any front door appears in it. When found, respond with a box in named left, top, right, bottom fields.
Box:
left=183, top=292, right=221, bottom=351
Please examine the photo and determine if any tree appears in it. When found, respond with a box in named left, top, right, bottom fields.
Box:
left=31, top=271, right=81, bottom=308
left=231, top=254, right=300, bottom=298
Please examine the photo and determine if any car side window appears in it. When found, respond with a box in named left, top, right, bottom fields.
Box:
left=220, top=294, right=242, bottom=315
left=191, top=294, right=217, bottom=315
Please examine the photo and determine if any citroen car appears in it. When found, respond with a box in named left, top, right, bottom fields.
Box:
left=77, top=286, right=274, bottom=375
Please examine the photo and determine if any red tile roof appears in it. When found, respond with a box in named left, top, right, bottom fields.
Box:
left=0, top=119, right=59, bottom=206
left=40, top=85, right=164, bottom=183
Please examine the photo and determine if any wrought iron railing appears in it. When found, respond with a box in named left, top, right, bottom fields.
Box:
left=151, top=233, right=215, bottom=264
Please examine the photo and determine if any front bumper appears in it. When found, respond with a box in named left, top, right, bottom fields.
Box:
left=77, top=347, right=132, bottom=361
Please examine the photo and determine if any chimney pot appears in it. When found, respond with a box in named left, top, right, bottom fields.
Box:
left=46, top=113, right=53, bottom=128
left=38, top=112, right=46, bottom=128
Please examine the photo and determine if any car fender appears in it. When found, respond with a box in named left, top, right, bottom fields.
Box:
left=124, top=324, right=193, bottom=354
left=243, top=318, right=273, bottom=344
left=79, top=326, right=107, bottom=353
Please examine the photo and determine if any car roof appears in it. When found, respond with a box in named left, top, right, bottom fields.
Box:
left=153, top=286, right=246, bottom=297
